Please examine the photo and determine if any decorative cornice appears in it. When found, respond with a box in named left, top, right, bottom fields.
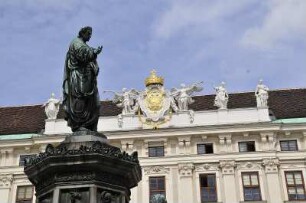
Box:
left=178, top=163, right=194, bottom=177
left=195, top=163, right=219, bottom=172
left=262, top=158, right=279, bottom=173
left=144, top=166, right=170, bottom=175
left=237, top=162, right=262, bottom=170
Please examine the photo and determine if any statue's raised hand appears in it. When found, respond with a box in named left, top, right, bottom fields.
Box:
left=95, top=46, right=103, bottom=55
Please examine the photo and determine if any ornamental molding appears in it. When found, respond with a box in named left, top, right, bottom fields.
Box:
left=219, top=160, right=236, bottom=175
left=195, top=163, right=219, bottom=172
left=0, top=174, right=13, bottom=188
left=144, top=166, right=170, bottom=175
left=237, top=162, right=262, bottom=170
left=262, top=158, right=279, bottom=173
left=178, top=163, right=194, bottom=177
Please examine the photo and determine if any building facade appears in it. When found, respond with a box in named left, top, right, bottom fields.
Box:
left=0, top=78, right=306, bottom=203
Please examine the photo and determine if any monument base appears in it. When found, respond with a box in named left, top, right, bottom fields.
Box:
left=24, top=132, right=142, bottom=203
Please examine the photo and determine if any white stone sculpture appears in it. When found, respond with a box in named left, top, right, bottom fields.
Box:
left=255, top=79, right=269, bottom=107
left=43, top=93, right=60, bottom=119
left=171, top=82, right=203, bottom=111
left=106, top=88, right=139, bottom=115
left=214, top=82, right=229, bottom=109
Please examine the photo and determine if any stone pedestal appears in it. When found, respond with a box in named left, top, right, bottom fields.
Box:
left=24, top=132, right=142, bottom=203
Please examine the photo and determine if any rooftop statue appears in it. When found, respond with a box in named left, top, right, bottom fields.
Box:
left=255, top=79, right=269, bottom=108
left=171, top=82, right=203, bottom=111
left=104, top=88, right=139, bottom=115
left=214, top=82, right=229, bottom=109
left=43, top=93, right=61, bottom=119
left=62, top=26, right=103, bottom=132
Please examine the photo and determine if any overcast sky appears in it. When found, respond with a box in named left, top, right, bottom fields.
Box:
left=0, top=0, right=305, bottom=106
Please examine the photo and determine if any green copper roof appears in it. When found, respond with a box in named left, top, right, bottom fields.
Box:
left=0, top=134, right=40, bottom=140
left=272, top=117, right=306, bottom=124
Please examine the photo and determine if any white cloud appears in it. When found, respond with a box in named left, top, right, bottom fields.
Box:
left=241, top=0, right=306, bottom=50
left=153, top=0, right=256, bottom=39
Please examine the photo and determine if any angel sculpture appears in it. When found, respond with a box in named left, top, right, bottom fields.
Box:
left=171, top=82, right=203, bottom=111
left=105, top=88, right=139, bottom=115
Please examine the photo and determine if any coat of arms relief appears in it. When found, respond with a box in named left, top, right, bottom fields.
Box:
left=105, top=70, right=203, bottom=129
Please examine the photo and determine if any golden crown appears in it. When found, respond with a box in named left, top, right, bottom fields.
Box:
left=145, top=70, right=164, bottom=86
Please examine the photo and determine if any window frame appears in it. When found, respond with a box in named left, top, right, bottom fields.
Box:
left=280, top=140, right=298, bottom=151
left=197, top=143, right=214, bottom=155
left=238, top=141, right=256, bottom=152
left=16, top=185, right=34, bottom=203
left=241, top=172, right=262, bottom=201
left=149, top=176, right=166, bottom=202
left=148, top=146, right=165, bottom=157
left=285, top=171, right=306, bottom=200
left=199, top=173, right=218, bottom=202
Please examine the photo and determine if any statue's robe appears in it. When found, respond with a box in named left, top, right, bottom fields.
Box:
left=63, top=37, right=100, bottom=132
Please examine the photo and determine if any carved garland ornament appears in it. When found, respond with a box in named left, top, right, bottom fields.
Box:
left=0, top=174, right=13, bottom=187
left=144, top=166, right=170, bottom=175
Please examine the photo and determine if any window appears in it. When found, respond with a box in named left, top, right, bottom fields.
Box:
left=19, top=154, right=36, bottom=166
left=280, top=140, right=298, bottom=151
left=285, top=171, right=306, bottom=200
left=239, top=141, right=255, bottom=152
left=16, top=186, right=33, bottom=203
left=200, top=174, right=217, bottom=202
left=197, top=144, right=213, bottom=154
left=148, top=146, right=164, bottom=157
left=149, top=177, right=166, bottom=201
left=242, top=172, right=261, bottom=201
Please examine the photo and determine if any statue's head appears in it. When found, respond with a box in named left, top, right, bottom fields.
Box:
left=259, top=79, right=263, bottom=84
left=221, top=81, right=226, bottom=87
left=122, top=88, right=127, bottom=92
left=78, top=26, right=92, bottom=42
left=51, top=93, right=55, bottom=98
left=180, top=83, right=186, bottom=88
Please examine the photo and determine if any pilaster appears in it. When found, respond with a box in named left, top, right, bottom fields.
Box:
left=178, top=163, right=194, bottom=203
left=219, top=160, right=238, bottom=203
left=0, top=173, right=13, bottom=203
left=262, top=158, right=282, bottom=203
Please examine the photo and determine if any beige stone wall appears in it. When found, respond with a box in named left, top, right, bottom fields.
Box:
left=0, top=122, right=306, bottom=203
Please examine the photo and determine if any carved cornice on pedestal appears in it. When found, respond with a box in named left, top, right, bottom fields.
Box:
left=0, top=174, right=13, bottom=188
left=178, top=136, right=191, bottom=147
left=144, top=166, right=170, bottom=175
left=121, top=139, right=134, bottom=151
left=218, top=134, right=231, bottom=145
left=219, top=160, right=236, bottom=175
left=260, top=132, right=275, bottom=143
left=262, top=158, right=279, bottom=173
left=178, top=163, right=194, bottom=177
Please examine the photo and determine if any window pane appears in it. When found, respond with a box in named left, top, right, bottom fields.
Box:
left=289, top=141, right=297, bottom=150
left=295, top=173, right=303, bottom=185
left=287, top=174, right=294, bottom=185
left=197, top=144, right=206, bottom=154
left=243, top=175, right=250, bottom=186
left=239, top=143, right=247, bottom=152
left=251, top=174, right=259, bottom=186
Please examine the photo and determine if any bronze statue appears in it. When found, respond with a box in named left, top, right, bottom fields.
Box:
left=63, top=26, right=103, bottom=132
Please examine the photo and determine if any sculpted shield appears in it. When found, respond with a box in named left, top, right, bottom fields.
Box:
left=139, top=85, right=171, bottom=122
